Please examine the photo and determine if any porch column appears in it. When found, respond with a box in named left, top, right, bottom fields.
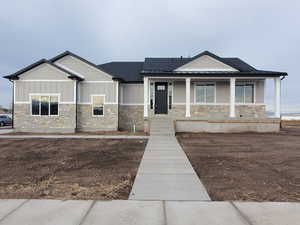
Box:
left=274, top=77, right=281, bottom=118
left=144, top=77, right=148, bottom=117
left=230, top=78, right=236, bottom=118
left=185, top=78, right=191, bottom=117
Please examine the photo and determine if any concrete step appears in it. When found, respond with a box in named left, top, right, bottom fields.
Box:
left=150, top=119, right=175, bottom=136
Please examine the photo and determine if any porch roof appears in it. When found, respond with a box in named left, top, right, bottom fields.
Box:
left=140, top=70, right=287, bottom=78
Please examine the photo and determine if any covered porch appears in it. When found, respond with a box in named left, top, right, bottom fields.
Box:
left=142, top=75, right=283, bottom=133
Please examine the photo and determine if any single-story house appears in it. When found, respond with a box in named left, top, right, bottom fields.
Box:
left=4, top=50, right=287, bottom=133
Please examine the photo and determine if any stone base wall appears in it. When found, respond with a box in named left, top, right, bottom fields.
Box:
left=148, top=104, right=266, bottom=119
left=235, top=105, right=266, bottom=118
left=77, top=104, right=118, bottom=131
left=14, top=103, right=76, bottom=133
left=119, top=105, right=144, bottom=131
left=176, top=120, right=280, bottom=133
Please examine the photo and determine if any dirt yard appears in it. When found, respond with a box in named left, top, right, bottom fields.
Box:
left=177, top=128, right=300, bottom=202
left=0, top=138, right=147, bottom=200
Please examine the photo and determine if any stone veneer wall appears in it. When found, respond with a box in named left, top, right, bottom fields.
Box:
left=77, top=104, right=118, bottom=131
left=149, top=104, right=266, bottom=119
left=119, top=105, right=144, bottom=131
left=14, top=103, right=76, bottom=133
left=235, top=105, right=266, bottom=118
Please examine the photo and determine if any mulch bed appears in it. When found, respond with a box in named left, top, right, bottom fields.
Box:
left=0, top=138, right=147, bottom=200
left=177, top=128, right=300, bottom=202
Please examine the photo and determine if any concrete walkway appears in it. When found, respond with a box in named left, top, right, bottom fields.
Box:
left=0, top=135, right=148, bottom=139
left=0, top=199, right=299, bottom=225
left=129, top=119, right=210, bottom=200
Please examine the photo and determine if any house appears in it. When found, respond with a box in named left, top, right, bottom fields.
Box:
left=4, top=50, right=287, bottom=133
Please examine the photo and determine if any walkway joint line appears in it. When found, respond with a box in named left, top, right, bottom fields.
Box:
left=229, top=201, right=254, bottom=225
left=0, top=199, right=30, bottom=224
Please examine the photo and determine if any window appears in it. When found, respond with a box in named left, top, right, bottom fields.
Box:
left=50, top=96, right=58, bottom=115
left=92, top=95, right=104, bottom=116
left=31, top=95, right=59, bottom=116
left=168, top=82, right=172, bottom=109
left=235, top=83, right=254, bottom=103
left=195, top=83, right=215, bottom=103
left=31, top=96, right=40, bottom=115
left=150, top=82, right=154, bottom=109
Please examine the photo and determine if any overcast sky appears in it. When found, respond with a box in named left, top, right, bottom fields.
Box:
left=0, top=0, right=299, bottom=112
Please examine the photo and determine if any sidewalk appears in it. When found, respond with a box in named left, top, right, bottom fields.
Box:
left=0, top=199, right=299, bottom=225
left=0, top=135, right=148, bottom=139
left=129, top=119, right=210, bottom=200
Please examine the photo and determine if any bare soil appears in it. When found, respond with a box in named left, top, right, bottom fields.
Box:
left=0, top=138, right=147, bottom=200
left=177, top=128, right=300, bottom=202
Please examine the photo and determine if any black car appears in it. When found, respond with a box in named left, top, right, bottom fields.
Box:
left=0, top=115, right=12, bottom=126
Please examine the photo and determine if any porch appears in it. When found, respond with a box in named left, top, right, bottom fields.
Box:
left=142, top=76, right=282, bottom=132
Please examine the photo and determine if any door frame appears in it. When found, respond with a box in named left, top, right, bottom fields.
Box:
left=150, top=80, right=173, bottom=115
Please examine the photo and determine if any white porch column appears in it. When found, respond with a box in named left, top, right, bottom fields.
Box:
left=274, top=77, right=281, bottom=118
left=230, top=78, right=236, bottom=118
left=185, top=78, right=191, bottom=117
left=144, top=77, right=149, bottom=117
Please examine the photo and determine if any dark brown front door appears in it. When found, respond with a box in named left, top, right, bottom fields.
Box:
left=155, top=82, right=168, bottom=114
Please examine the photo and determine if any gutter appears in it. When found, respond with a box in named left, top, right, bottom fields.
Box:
left=281, top=74, right=287, bottom=80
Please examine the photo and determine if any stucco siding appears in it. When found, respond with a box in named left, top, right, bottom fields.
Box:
left=78, top=82, right=117, bottom=103
left=173, top=81, right=195, bottom=103
left=172, top=79, right=264, bottom=104
left=256, top=80, right=265, bottom=103
left=19, top=64, right=70, bottom=81
left=216, top=81, right=230, bottom=103
left=15, top=81, right=74, bottom=102
left=54, top=55, right=112, bottom=81
left=121, top=84, right=144, bottom=104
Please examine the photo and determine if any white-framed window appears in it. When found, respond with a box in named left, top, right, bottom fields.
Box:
left=92, top=95, right=105, bottom=116
left=235, top=83, right=255, bottom=103
left=195, top=83, right=216, bottom=103
left=150, top=82, right=154, bottom=109
left=31, top=95, right=59, bottom=116
left=168, top=82, right=173, bottom=109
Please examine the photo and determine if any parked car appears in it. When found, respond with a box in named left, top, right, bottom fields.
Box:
left=0, top=115, right=12, bottom=127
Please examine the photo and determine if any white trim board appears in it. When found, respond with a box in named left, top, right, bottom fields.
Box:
left=120, top=103, right=144, bottom=106
left=16, top=80, right=74, bottom=82
left=81, top=81, right=114, bottom=83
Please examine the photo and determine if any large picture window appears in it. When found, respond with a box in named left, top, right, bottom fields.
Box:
left=195, top=83, right=215, bottom=103
left=235, top=83, right=254, bottom=103
left=92, top=95, right=104, bottom=116
left=31, top=95, right=59, bottom=116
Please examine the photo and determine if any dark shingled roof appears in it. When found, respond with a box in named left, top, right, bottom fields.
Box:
left=142, top=51, right=258, bottom=73
left=98, top=62, right=144, bottom=82
left=3, top=50, right=287, bottom=82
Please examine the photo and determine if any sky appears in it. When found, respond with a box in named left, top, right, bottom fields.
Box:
left=0, top=0, right=299, bottom=112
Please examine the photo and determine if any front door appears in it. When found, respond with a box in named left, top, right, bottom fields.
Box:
left=155, top=82, right=168, bottom=114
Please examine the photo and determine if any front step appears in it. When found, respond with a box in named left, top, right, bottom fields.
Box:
left=150, top=119, right=175, bottom=136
